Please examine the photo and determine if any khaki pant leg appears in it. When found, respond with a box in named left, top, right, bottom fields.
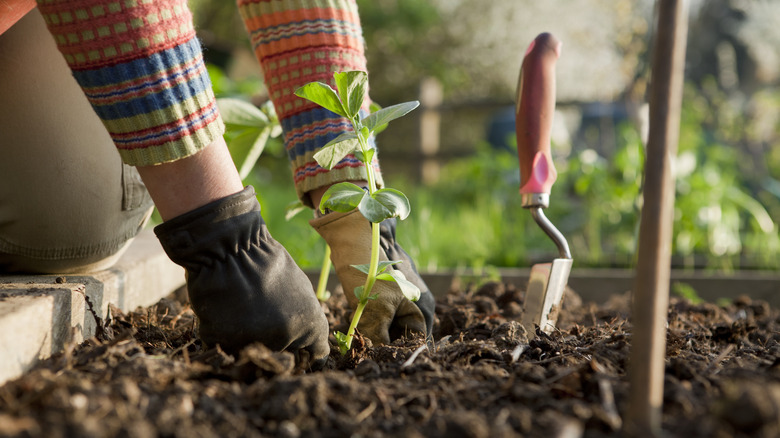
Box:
left=0, top=9, right=154, bottom=274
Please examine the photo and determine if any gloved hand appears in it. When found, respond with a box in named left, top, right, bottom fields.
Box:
left=154, top=186, right=329, bottom=370
left=310, top=210, right=435, bottom=345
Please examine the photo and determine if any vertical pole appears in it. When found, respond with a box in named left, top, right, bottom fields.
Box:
left=626, top=0, right=688, bottom=436
left=419, top=77, right=443, bottom=185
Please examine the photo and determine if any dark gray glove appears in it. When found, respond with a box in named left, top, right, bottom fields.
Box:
left=154, top=186, right=329, bottom=369
left=379, top=217, right=436, bottom=341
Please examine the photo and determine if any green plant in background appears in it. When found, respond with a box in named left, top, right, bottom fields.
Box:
left=394, top=144, right=557, bottom=270
left=672, top=282, right=702, bottom=304
left=207, top=64, right=264, bottom=100
left=674, top=82, right=779, bottom=270
left=395, top=99, right=778, bottom=272
left=217, top=98, right=282, bottom=180
left=567, top=124, right=644, bottom=266
left=295, top=71, right=421, bottom=353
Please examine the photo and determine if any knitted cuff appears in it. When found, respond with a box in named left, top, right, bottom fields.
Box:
left=36, top=0, right=224, bottom=166
left=237, top=0, right=383, bottom=206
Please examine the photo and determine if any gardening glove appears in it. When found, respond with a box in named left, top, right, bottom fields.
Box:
left=310, top=210, right=435, bottom=345
left=154, top=186, right=329, bottom=370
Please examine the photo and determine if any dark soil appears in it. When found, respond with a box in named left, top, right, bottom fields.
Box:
left=2, top=281, right=780, bottom=438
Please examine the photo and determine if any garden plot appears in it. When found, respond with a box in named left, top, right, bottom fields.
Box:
left=1, top=281, right=779, bottom=438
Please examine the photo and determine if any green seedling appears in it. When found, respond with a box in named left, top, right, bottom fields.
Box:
left=295, top=71, right=421, bottom=353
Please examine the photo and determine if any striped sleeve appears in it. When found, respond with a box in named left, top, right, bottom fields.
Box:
left=36, top=0, right=224, bottom=166
left=237, top=0, right=383, bottom=206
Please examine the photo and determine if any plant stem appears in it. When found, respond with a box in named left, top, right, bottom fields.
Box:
left=316, top=244, right=332, bottom=301
left=344, top=299, right=367, bottom=350
left=343, top=126, right=382, bottom=350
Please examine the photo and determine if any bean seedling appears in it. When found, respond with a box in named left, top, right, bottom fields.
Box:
left=295, top=71, right=421, bottom=353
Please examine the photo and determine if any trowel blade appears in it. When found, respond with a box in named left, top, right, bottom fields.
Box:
left=521, top=258, right=573, bottom=336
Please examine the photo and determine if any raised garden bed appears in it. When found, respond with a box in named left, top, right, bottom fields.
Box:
left=1, top=279, right=779, bottom=437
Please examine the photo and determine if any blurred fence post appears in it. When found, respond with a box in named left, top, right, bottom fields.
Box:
left=419, top=77, right=443, bottom=185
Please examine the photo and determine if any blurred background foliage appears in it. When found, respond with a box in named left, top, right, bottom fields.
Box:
left=192, top=0, right=780, bottom=272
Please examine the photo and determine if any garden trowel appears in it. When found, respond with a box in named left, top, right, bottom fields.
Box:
left=515, top=33, right=573, bottom=336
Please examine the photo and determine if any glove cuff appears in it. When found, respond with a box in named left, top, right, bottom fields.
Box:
left=154, top=186, right=263, bottom=268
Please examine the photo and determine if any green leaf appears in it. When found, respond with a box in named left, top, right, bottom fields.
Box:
left=225, top=128, right=271, bottom=180
left=725, top=186, right=775, bottom=233
left=352, top=260, right=401, bottom=275
left=378, top=270, right=421, bottom=302
left=372, top=188, right=411, bottom=220
left=352, top=263, right=371, bottom=275
left=284, top=200, right=307, bottom=221
left=259, top=100, right=283, bottom=138
left=354, top=148, right=375, bottom=165
left=334, top=331, right=349, bottom=355
left=369, top=102, right=389, bottom=136
left=294, top=82, right=347, bottom=117
left=217, top=98, right=270, bottom=129
left=313, top=133, right=360, bottom=169
left=353, top=286, right=364, bottom=301
left=335, top=71, right=367, bottom=119
left=362, top=101, right=419, bottom=133
left=320, top=182, right=366, bottom=214
left=368, top=293, right=379, bottom=300
left=377, top=260, right=402, bottom=273
left=358, top=193, right=393, bottom=223
left=369, top=101, right=383, bottom=113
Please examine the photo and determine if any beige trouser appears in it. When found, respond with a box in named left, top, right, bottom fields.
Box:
left=0, top=10, right=154, bottom=274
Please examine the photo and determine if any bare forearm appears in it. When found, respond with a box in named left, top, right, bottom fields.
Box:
left=136, top=138, right=243, bottom=221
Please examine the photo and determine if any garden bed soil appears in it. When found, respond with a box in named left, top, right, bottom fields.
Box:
left=2, top=281, right=780, bottom=437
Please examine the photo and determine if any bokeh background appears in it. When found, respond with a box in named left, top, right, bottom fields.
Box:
left=191, top=0, right=780, bottom=272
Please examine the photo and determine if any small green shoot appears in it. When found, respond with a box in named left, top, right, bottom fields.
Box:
left=295, top=71, right=421, bottom=353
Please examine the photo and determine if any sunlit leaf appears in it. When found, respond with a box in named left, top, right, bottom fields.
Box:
left=313, top=134, right=360, bottom=169
left=320, top=182, right=365, bottom=214
left=257, top=101, right=284, bottom=138
left=368, top=102, right=389, bottom=136
left=352, top=260, right=401, bottom=275
left=217, top=98, right=269, bottom=129
left=284, top=200, right=307, bottom=221
left=362, top=101, right=419, bottom=133
left=373, top=188, right=411, bottom=220
left=294, top=82, right=347, bottom=117
left=377, top=270, right=420, bottom=302
left=226, top=128, right=271, bottom=180
left=335, top=71, right=367, bottom=119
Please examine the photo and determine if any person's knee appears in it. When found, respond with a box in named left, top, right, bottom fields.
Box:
left=0, top=239, right=136, bottom=274
left=0, top=10, right=154, bottom=275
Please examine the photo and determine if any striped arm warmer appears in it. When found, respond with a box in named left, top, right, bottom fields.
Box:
left=36, top=0, right=224, bottom=166
left=237, top=0, right=383, bottom=206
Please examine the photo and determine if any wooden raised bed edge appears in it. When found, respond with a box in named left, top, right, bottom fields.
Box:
left=306, top=268, right=780, bottom=307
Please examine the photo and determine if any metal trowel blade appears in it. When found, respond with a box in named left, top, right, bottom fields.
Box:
left=521, top=258, right=573, bottom=336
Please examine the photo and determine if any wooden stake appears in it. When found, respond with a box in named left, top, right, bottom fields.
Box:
left=626, top=0, right=689, bottom=436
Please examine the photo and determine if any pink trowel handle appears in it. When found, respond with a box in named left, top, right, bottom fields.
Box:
left=516, top=33, right=562, bottom=207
